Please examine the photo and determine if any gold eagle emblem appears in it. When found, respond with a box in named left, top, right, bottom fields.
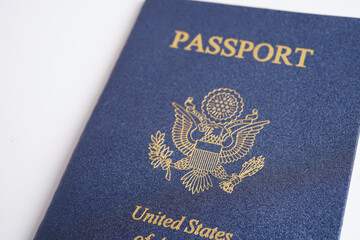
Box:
left=148, top=88, right=270, bottom=194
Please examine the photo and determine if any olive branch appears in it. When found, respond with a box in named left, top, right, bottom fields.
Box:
left=148, top=131, right=173, bottom=181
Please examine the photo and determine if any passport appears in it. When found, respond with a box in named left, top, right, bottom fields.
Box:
left=35, top=0, right=360, bottom=239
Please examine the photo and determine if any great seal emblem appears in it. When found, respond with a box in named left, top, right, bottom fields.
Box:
left=148, top=88, right=270, bottom=194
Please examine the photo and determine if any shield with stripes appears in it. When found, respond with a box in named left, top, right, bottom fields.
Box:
left=188, top=140, right=223, bottom=172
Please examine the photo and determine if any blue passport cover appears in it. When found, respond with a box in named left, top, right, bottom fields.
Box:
left=35, top=0, right=360, bottom=239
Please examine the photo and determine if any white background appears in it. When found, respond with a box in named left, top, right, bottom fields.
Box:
left=0, top=0, right=359, bottom=239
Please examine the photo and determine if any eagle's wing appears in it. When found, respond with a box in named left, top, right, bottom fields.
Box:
left=172, top=103, right=196, bottom=156
left=219, top=121, right=270, bottom=164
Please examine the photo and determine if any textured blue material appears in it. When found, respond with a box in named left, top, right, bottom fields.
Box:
left=35, top=0, right=360, bottom=239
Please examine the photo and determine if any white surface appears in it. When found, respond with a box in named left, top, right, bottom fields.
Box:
left=0, top=0, right=359, bottom=239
